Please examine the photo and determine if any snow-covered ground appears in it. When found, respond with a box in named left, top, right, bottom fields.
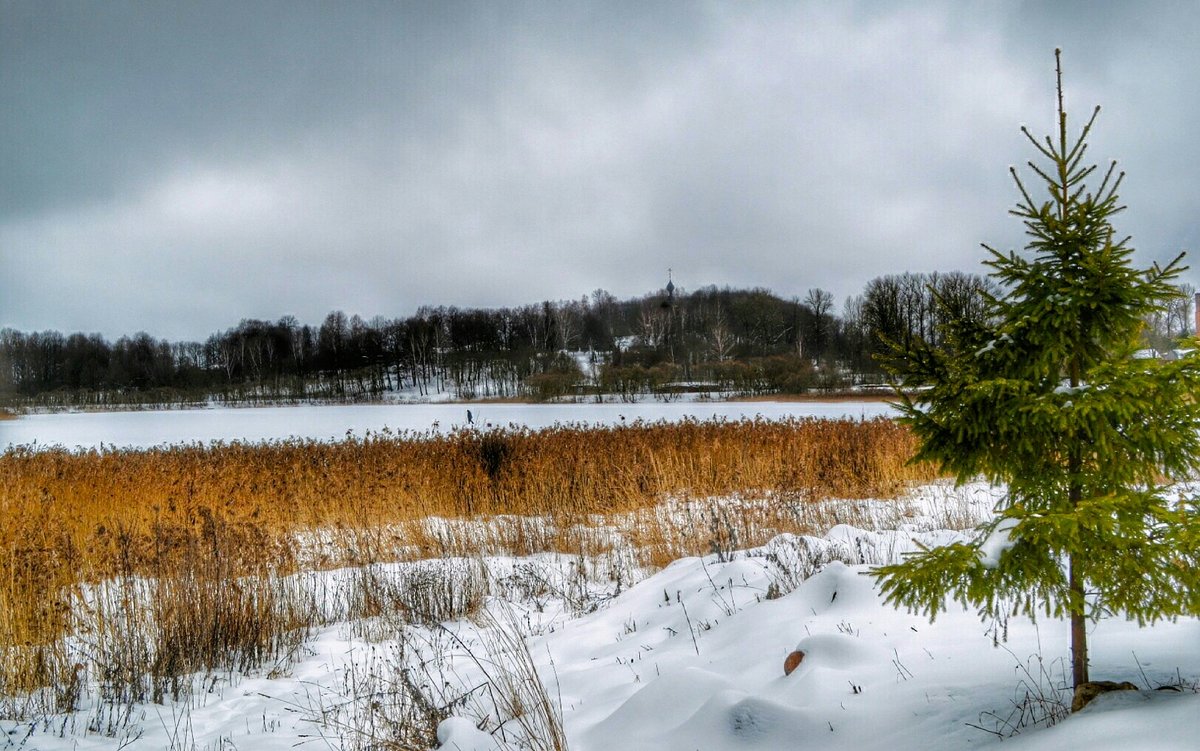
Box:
left=0, top=400, right=893, bottom=451
left=4, top=482, right=1196, bottom=751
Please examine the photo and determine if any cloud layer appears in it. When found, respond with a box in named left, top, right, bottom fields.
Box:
left=4, top=1, right=1198, bottom=340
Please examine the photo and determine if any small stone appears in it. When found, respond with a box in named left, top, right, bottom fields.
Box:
left=784, top=649, right=805, bottom=676
left=1072, top=680, right=1138, bottom=712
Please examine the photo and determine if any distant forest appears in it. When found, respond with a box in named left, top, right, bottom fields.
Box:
left=2, top=272, right=1193, bottom=408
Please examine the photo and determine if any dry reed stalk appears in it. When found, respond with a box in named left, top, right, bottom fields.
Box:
left=0, top=417, right=937, bottom=698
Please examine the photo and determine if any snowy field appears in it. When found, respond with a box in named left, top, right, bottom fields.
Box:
left=4, top=482, right=1197, bottom=751
left=0, top=400, right=893, bottom=451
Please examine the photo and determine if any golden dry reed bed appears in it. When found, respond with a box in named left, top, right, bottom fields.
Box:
left=0, top=417, right=935, bottom=704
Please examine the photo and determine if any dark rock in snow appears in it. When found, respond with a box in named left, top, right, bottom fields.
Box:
left=783, top=649, right=805, bottom=676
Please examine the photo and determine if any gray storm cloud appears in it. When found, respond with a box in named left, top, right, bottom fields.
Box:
left=3, top=1, right=1198, bottom=340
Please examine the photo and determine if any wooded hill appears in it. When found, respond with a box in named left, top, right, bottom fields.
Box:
left=2, top=270, right=1188, bottom=408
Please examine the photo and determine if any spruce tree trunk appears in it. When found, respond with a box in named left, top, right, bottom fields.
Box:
left=1068, top=350, right=1089, bottom=694
left=1068, top=445, right=1089, bottom=692
left=1069, top=552, right=1089, bottom=692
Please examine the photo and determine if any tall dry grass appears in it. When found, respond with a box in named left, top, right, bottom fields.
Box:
left=0, top=417, right=936, bottom=705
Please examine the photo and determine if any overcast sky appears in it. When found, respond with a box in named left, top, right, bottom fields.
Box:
left=3, top=1, right=1199, bottom=341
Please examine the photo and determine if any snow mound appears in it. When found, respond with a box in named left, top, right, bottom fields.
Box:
left=437, top=717, right=498, bottom=750
left=787, top=633, right=889, bottom=671
left=1004, top=690, right=1200, bottom=751
left=677, top=691, right=818, bottom=748
left=788, top=558, right=879, bottom=613
left=584, top=668, right=733, bottom=747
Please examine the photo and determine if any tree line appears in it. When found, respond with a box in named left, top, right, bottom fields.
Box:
left=1, top=270, right=1189, bottom=407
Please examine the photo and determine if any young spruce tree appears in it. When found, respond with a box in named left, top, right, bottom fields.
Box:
left=872, top=50, right=1200, bottom=700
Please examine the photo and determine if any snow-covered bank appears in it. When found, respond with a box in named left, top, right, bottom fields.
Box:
left=3, top=482, right=1195, bottom=751
left=0, top=400, right=894, bottom=451
left=543, top=549, right=1199, bottom=751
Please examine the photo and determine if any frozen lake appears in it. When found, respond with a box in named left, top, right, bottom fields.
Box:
left=0, top=400, right=896, bottom=451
